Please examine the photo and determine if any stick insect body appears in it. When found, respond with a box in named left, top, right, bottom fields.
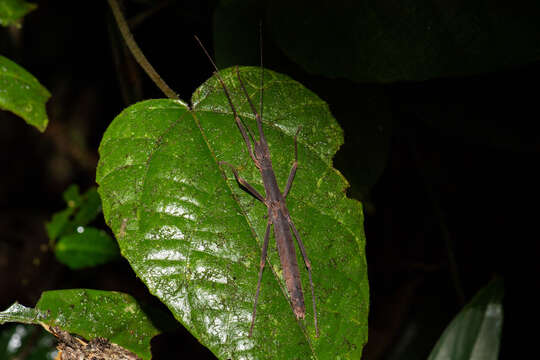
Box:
left=195, top=37, right=319, bottom=338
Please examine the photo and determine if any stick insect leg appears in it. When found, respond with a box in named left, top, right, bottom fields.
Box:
left=233, top=113, right=259, bottom=165
left=249, top=219, right=272, bottom=337
left=288, top=218, right=319, bottom=337
left=220, top=161, right=265, bottom=203
left=283, top=127, right=301, bottom=198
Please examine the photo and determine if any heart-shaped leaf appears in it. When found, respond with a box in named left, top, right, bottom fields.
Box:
left=97, top=67, right=368, bottom=359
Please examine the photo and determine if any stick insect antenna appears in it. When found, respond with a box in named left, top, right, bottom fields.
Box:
left=235, top=24, right=266, bottom=145
left=194, top=36, right=258, bottom=163
left=259, top=21, right=264, bottom=128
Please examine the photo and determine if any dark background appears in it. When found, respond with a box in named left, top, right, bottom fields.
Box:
left=1, top=0, right=538, bottom=358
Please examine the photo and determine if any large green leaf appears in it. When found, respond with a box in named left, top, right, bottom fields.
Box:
left=0, top=289, right=159, bottom=360
left=0, top=55, right=50, bottom=132
left=97, top=67, right=368, bottom=359
left=428, top=278, right=504, bottom=360
left=0, top=0, right=36, bottom=27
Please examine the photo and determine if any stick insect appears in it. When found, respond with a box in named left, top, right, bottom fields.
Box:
left=195, top=37, right=319, bottom=337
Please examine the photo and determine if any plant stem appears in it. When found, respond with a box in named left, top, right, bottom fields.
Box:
left=107, top=0, right=178, bottom=100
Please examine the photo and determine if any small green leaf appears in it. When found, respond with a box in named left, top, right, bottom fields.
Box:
left=97, top=67, right=368, bottom=359
left=46, top=185, right=114, bottom=269
left=428, top=278, right=504, bottom=360
left=0, top=0, right=36, bottom=27
left=1, top=289, right=160, bottom=360
left=62, top=184, right=82, bottom=207
left=0, top=55, right=50, bottom=132
left=45, top=185, right=103, bottom=242
left=55, top=227, right=120, bottom=269
left=72, top=187, right=102, bottom=225
left=45, top=208, right=74, bottom=242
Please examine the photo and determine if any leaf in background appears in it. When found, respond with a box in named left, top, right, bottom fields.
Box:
left=0, top=55, right=50, bottom=132
left=62, top=183, right=82, bottom=207
left=45, top=208, right=74, bottom=243
left=428, top=278, right=504, bottom=360
left=97, top=67, right=368, bottom=359
left=45, top=185, right=103, bottom=242
left=54, top=227, right=120, bottom=270
left=72, top=187, right=102, bottom=225
left=0, top=0, right=36, bottom=27
left=0, top=289, right=160, bottom=360
left=45, top=185, right=115, bottom=269
left=0, top=324, right=57, bottom=360
left=265, top=0, right=540, bottom=82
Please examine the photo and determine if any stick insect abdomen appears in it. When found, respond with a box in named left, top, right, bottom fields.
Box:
left=271, top=208, right=306, bottom=319
left=259, top=150, right=307, bottom=319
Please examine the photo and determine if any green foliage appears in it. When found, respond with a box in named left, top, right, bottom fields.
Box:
left=428, top=278, right=504, bottom=360
left=45, top=185, right=119, bottom=269
left=97, top=67, right=368, bottom=359
left=54, top=227, right=119, bottom=269
left=0, top=0, right=36, bottom=27
left=46, top=185, right=100, bottom=242
left=0, top=55, right=50, bottom=131
left=0, top=289, right=160, bottom=360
